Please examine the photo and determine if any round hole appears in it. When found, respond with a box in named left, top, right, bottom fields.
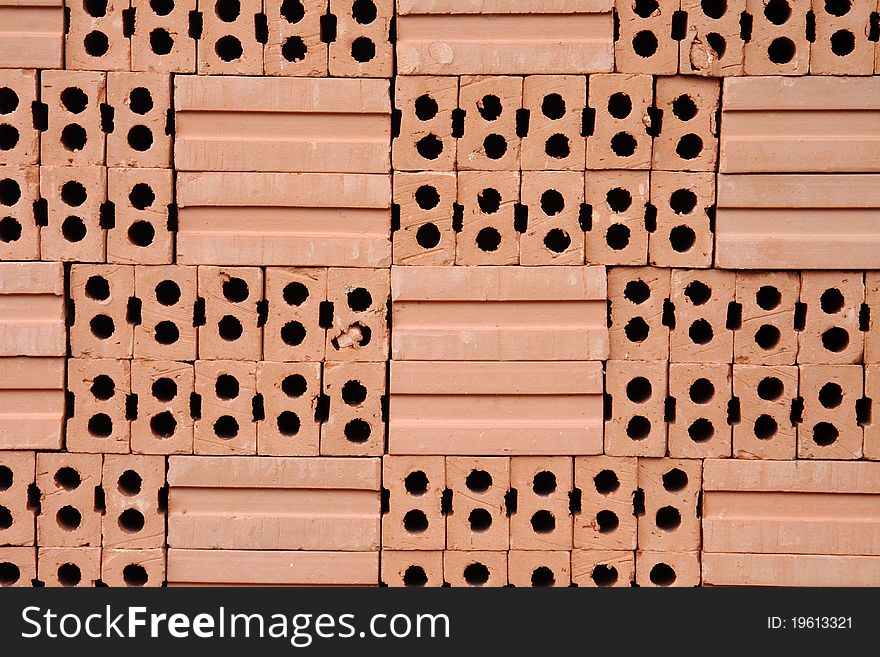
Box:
left=61, top=215, right=87, bottom=242
left=127, top=125, right=153, bottom=152
left=215, top=0, right=240, bottom=21
left=606, top=224, right=631, bottom=250
left=404, top=470, right=429, bottom=495
left=90, top=314, right=115, bottom=339
left=61, top=87, right=88, bottom=114
left=754, top=414, right=778, bottom=440
left=821, top=327, right=849, bottom=353
left=347, top=287, right=372, bottom=311
left=627, top=415, right=651, bottom=440
left=820, top=288, right=845, bottom=314
left=282, top=281, right=308, bottom=306
left=414, top=94, right=438, bottom=121
left=402, top=565, right=427, bottom=587
left=0, top=466, right=11, bottom=491
left=477, top=95, right=502, bottom=121
left=624, top=280, right=650, bottom=304
left=414, top=184, right=440, bottom=210
left=764, top=0, right=791, bottom=23
left=596, top=510, right=619, bottom=533
left=545, top=133, right=570, bottom=159
left=754, top=324, right=780, bottom=350
left=0, top=124, right=19, bottom=151
left=57, top=563, right=81, bottom=587
left=540, top=189, right=565, bottom=216
left=688, top=418, right=714, bottom=443
left=403, top=509, right=428, bottom=533
left=128, top=87, right=153, bottom=115
left=128, top=182, right=155, bottom=210
left=466, top=469, right=492, bottom=493
left=707, top=32, right=727, bottom=57
left=0, top=178, right=20, bottom=206
left=701, top=0, right=727, bottom=16
left=150, top=28, right=174, bottom=55
left=56, top=505, right=82, bottom=531
left=532, top=471, right=557, bottom=495
left=610, top=132, right=637, bottom=157
left=215, top=35, right=243, bottom=61
left=650, top=562, right=676, bottom=586
left=608, top=93, right=632, bottom=119
left=0, top=217, right=21, bottom=242
left=344, top=418, right=371, bottom=443
left=757, top=377, right=784, bottom=401
left=215, top=374, right=239, bottom=400
left=632, top=30, right=659, bottom=57
left=544, top=229, right=571, bottom=254
left=415, top=134, right=443, bottom=160
left=151, top=0, right=174, bottom=13
left=154, top=280, right=181, bottom=306
left=83, top=0, right=107, bottom=14
left=90, top=374, right=115, bottom=401
left=824, top=0, right=850, bottom=15
left=281, top=374, right=307, bottom=398
left=689, top=378, right=715, bottom=404
left=88, top=413, right=113, bottom=437
left=213, top=415, right=239, bottom=439
left=117, top=470, right=142, bottom=496
left=689, top=319, right=714, bottom=345
left=676, top=134, right=703, bottom=160
left=542, top=93, right=566, bottom=119
left=591, top=564, right=618, bottom=587
left=123, top=564, right=149, bottom=587
left=476, top=227, right=501, bottom=252
left=477, top=187, right=501, bottom=214
left=818, top=382, right=843, bottom=409
left=768, top=37, right=796, bottom=64
left=624, top=317, right=650, bottom=343
left=351, top=36, right=376, bottom=62
left=483, top=134, right=508, bottom=159
left=606, top=187, right=632, bottom=213
left=150, top=411, right=177, bottom=438
left=662, top=468, right=688, bottom=492
left=0, top=505, right=12, bottom=529
left=812, top=422, right=839, bottom=446
left=669, top=225, right=696, bottom=252
left=670, top=188, right=698, bottom=214
left=530, top=510, right=556, bottom=534
left=276, top=411, right=300, bottom=436
left=151, top=377, right=177, bottom=402
left=656, top=506, right=681, bottom=531
left=0, top=562, right=20, bottom=586
left=634, top=0, right=660, bottom=16
left=128, top=220, right=155, bottom=247
left=282, top=36, right=307, bottom=61
left=468, top=508, right=493, bottom=532
left=281, top=321, right=306, bottom=346
left=0, top=87, right=19, bottom=114
left=218, top=315, right=243, bottom=341
left=463, top=562, right=489, bottom=586
left=352, top=0, right=377, bottom=23
left=755, top=285, right=781, bottom=311
left=54, top=467, right=81, bottom=491
left=626, top=377, right=653, bottom=403
left=672, top=94, right=698, bottom=121
left=341, top=379, right=367, bottom=406
left=416, top=223, right=441, bottom=249
left=280, top=0, right=304, bottom=22
left=531, top=566, right=555, bottom=587
left=594, top=469, right=620, bottom=494
left=118, top=509, right=145, bottom=533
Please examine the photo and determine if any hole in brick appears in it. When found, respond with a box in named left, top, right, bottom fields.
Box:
left=465, top=469, right=492, bottom=493
left=477, top=188, right=501, bottom=214
left=277, top=410, right=300, bottom=436
left=154, top=320, right=179, bottom=345
left=475, top=227, right=501, bottom=252
left=0, top=562, right=20, bottom=585
left=483, top=134, right=507, bottom=159
left=0, top=88, right=17, bottom=114
left=768, top=37, right=796, bottom=63
left=57, top=563, right=81, bottom=587
left=468, top=508, right=492, bottom=532
left=663, top=468, right=688, bottom=492
left=118, top=508, right=145, bottom=533
left=701, top=0, right=727, bottom=17
left=215, top=0, right=240, bottom=21
left=633, top=0, right=660, bottom=16
left=87, top=375, right=115, bottom=402
left=477, top=95, right=503, bottom=122
left=127, top=183, right=155, bottom=211
left=127, top=125, right=153, bottom=152
left=61, top=87, right=88, bottom=114
left=688, top=418, right=714, bottom=442
left=755, top=377, right=784, bottom=403
left=0, top=124, right=17, bottom=151
left=0, top=506, right=11, bottom=529
left=820, top=288, right=844, bottom=314
left=685, top=281, right=711, bottom=306
left=0, top=178, right=20, bottom=206
left=278, top=374, right=307, bottom=398
left=706, top=32, right=727, bottom=57
left=818, top=382, right=843, bottom=409
left=676, top=134, right=703, bottom=160
left=764, top=0, right=791, bottom=23
left=214, top=415, right=239, bottom=439
left=84, top=30, right=110, bottom=57
left=347, top=287, right=372, bottom=311
left=126, top=90, right=153, bottom=120
left=627, top=415, right=651, bottom=440
left=150, top=28, right=174, bottom=55
left=669, top=225, right=696, bottom=252
left=463, top=562, right=489, bottom=586
left=670, top=189, right=697, bottom=215
left=55, top=467, right=81, bottom=491
left=592, top=470, right=619, bottom=495
left=84, top=0, right=108, bottom=16
left=416, top=223, right=441, bottom=249
left=545, top=134, right=570, bottom=159
left=151, top=377, right=177, bottom=402
left=282, top=36, right=307, bottom=61
left=754, top=414, right=778, bottom=439
left=128, top=220, right=155, bottom=247
left=591, top=564, right=618, bottom=587
left=754, top=324, right=780, bottom=350
left=89, top=314, right=115, bottom=340
left=150, top=281, right=181, bottom=308
left=530, top=510, right=556, bottom=534
left=650, top=562, right=676, bottom=586
left=413, top=185, right=441, bottom=212
left=281, top=321, right=306, bottom=346
left=215, top=374, right=240, bottom=400
left=218, top=315, right=243, bottom=341
left=280, top=0, right=304, bottom=22
left=624, top=280, right=651, bottom=304
left=532, top=471, right=557, bottom=495
left=755, top=285, right=781, bottom=311
left=57, top=505, right=82, bottom=531
left=689, top=378, right=715, bottom=403
left=825, top=0, right=851, bottom=14
left=689, top=319, right=713, bottom=345
left=0, top=216, right=19, bottom=242
left=215, top=35, right=243, bottom=61
left=543, top=229, right=570, bottom=253
left=656, top=505, right=681, bottom=531
left=88, top=412, right=113, bottom=437
left=123, top=564, right=148, bottom=586
left=596, top=509, right=619, bottom=533
left=632, top=30, right=659, bottom=56
left=540, top=189, right=565, bottom=216
left=821, top=327, right=849, bottom=353
left=0, top=466, right=11, bottom=491
left=352, top=0, right=377, bottom=24
left=62, top=215, right=87, bottom=242
left=540, top=93, right=567, bottom=121
left=624, top=317, right=650, bottom=343
left=610, top=132, right=637, bottom=157
left=606, top=224, right=630, bottom=250
left=531, top=566, right=555, bottom=587
left=403, top=509, right=428, bottom=533
left=416, top=134, right=443, bottom=160
left=351, top=37, right=376, bottom=62
left=608, top=93, right=632, bottom=120
left=672, top=95, right=698, bottom=122
left=812, top=421, right=838, bottom=446
left=344, top=418, right=371, bottom=443
left=117, top=470, right=142, bottom=496
left=342, top=379, right=367, bottom=406
left=414, top=94, right=438, bottom=121
left=280, top=281, right=308, bottom=306
left=404, top=470, right=429, bottom=496
left=61, top=123, right=87, bottom=152
left=606, top=188, right=632, bottom=213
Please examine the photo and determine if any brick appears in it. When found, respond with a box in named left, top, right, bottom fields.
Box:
left=40, top=70, right=106, bottom=166
left=0, top=69, right=39, bottom=164
left=443, top=550, right=507, bottom=587
left=521, top=75, right=587, bottom=171
left=101, top=454, right=165, bottom=548
left=648, top=171, right=714, bottom=268
left=65, top=0, right=130, bottom=70
left=263, top=267, right=327, bottom=362
left=732, top=365, right=798, bottom=460
left=743, top=0, right=810, bottom=74
left=608, top=266, right=671, bottom=360
left=392, top=76, right=458, bottom=172
left=571, top=550, right=634, bottom=587
left=321, top=361, right=384, bottom=456
left=329, top=0, right=393, bottom=77
left=67, top=358, right=131, bottom=454
left=70, top=264, right=135, bottom=358
left=101, top=548, right=165, bottom=586
left=0, top=547, right=36, bottom=587
left=668, top=362, right=732, bottom=458
left=519, top=171, right=584, bottom=265
left=0, top=0, right=64, bottom=68
left=734, top=271, right=799, bottom=365
left=0, top=261, right=65, bottom=356
left=584, top=170, right=649, bottom=265
left=867, top=272, right=880, bottom=363
left=508, top=550, right=570, bottom=587
left=107, top=168, right=174, bottom=264
left=256, top=361, right=321, bottom=456
left=326, top=267, right=389, bottom=362
left=669, top=268, right=735, bottom=363
left=679, top=0, right=746, bottom=75
left=38, top=547, right=101, bottom=587
left=445, top=456, right=509, bottom=551
left=703, top=553, right=880, bottom=587
left=193, top=360, right=257, bottom=455
left=131, top=0, right=197, bottom=72
left=264, top=0, right=328, bottom=76
left=0, top=451, right=35, bottom=547
left=392, top=171, right=456, bottom=265
left=0, top=357, right=65, bottom=450
left=653, top=76, right=719, bottom=172
left=39, top=165, right=107, bottom=262
left=36, top=453, right=102, bottom=548
left=381, top=550, right=443, bottom=587
left=574, top=455, right=637, bottom=549
left=106, top=72, right=172, bottom=168
left=636, top=550, right=700, bottom=586
left=798, top=364, right=864, bottom=459
left=798, top=271, right=865, bottom=364
left=605, top=360, right=668, bottom=457
left=587, top=74, right=653, bottom=170
left=509, top=456, right=573, bottom=550
left=457, top=76, right=522, bottom=171
left=198, top=0, right=264, bottom=74
left=637, top=457, right=702, bottom=551
left=134, top=265, right=197, bottom=360
left=865, top=364, right=880, bottom=459
left=130, top=360, right=195, bottom=455
left=197, top=266, right=263, bottom=361
left=455, top=170, right=519, bottom=265
left=810, top=0, right=875, bottom=74
left=614, top=0, right=679, bottom=73
left=382, top=455, right=445, bottom=550
left=703, top=457, right=880, bottom=492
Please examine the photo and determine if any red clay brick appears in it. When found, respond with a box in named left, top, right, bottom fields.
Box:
left=638, top=457, right=702, bottom=552
left=0, top=547, right=36, bottom=587
left=329, top=0, right=393, bottom=77
left=381, top=550, right=443, bottom=587
left=509, top=456, right=573, bottom=550
left=67, top=358, right=131, bottom=454
left=0, top=1, right=64, bottom=69
left=734, top=271, right=799, bottom=365
left=445, top=456, right=509, bottom=551
left=521, top=75, right=587, bottom=171
left=392, top=171, right=456, bottom=265
left=38, top=547, right=101, bottom=587
left=69, top=264, right=134, bottom=358
left=443, top=550, right=507, bottom=587
left=574, top=455, right=637, bottom=549
left=193, top=360, right=257, bottom=455
left=264, top=0, right=328, bottom=76
left=0, top=261, right=66, bottom=356
left=669, top=268, right=735, bottom=363
left=101, top=548, right=165, bottom=586
left=585, top=170, right=649, bottom=265
left=614, top=0, right=680, bottom=73
left=392, top=76, right=458, bottom=172
left=457, top=76, right=522, bottom=171
left=648, top=171, right=714, bottom=268
left=743, top=0, right=810, bottom=74
left=256, top=361, right=321, bottom=456
left=107, top=167, right=174, bottom=264
left=608, top=266, right=671, bottom=361
left=263, top=267, right=327, bottom=362
left=0, top=69, right=39, bottom=165
left=0, top=357, right=65, bottom=450
left=587, top=74, right=653, bottom=169
left=134, top=265, right=197, bottom=360
left=36, top=452, right=102, bottom=548
left=732, top=364, right=798, bottom=460
left=131, top=0, right=197, bottom=72
left=106, top=73, right=172, bottom=168
left=0, top=451, right=36, bottom=547
left=102, top=454, right=165, bottom=548
left=679, top=0, right=745, bottom=76
left=197, top=266, right=263, bottom=361
left=40, top=70, right=106, bottom=167
left=652, top=76, right=719, bottom=172
left=382, top=455, right=445, bottom=550
left=571, top=550, right=635, bottom=587
left=798, top=364, right=864, bottom=459
left=604, top=360, right=668, bottom=457
left=65, top=0, right=129, bottom=71
left=508, top=550, right=570, bottom=587
left=455, top=171, right=519, bottom=265
left=326, top=268, right=389, bottom=362
left=668, top=362, right=732, bottom=458
left=130, top=360, right=195, bottom=455
left=321, top=361, right=385, bottom=456
left=39, top=165, right=107, bottom=263
left=636, top=550, right=700, bottom=586
left=198, top=0, right=264, bottom=75
left=798, top=271, right=865, bottom=365
left=520, top=170, right=584, bottom=265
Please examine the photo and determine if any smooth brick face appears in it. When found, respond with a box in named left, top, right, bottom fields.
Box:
left=265, top=0, right=328, bottom=76
left=653, top=77, right=720, bottom=172
left=521, top=75, right=587, bottom=171
left=866, top=365, right=880, bottom=459
left=668, top=363, right=732, bottom=458
left=0, top=547, right=37, bottom=587
left=41, top=70, right=106, bottom=167
left=193, top=360, right=257, bottom=455
left=326, top=268, right=389, bottom=362
left=798, top=364, right=864, bottom=459
left=810, top=0, right=875, bottom=74
left=256, top=361, right=321, bottom=456
left=457, top=76, right=522, bottom=171
left=392, top=172, right=456, bottom=265
left=263, top=267, right=326, bottom=362
left=572, top=550, right=635, bottom=587
left=134, top=265, right=197, bottom=360
left=106, top=73, right=172, bottom=168
left=456, top=170, right=519, bottom=265
left=443, top=550, right=507, bottom=587
left=733, top=364, right=797, bottom=459
left=670, top=269, right=735, bottom=363
left=679, top=0, right=746, bottom=75
left=198, top=0, right=264, bottom=75
left=65, top=0, right=129, bottom=71
left=445, top=457, right=509, bottom=551
left=608, top=267, right=671, bottom=360
left=198, top=266, right=263, bottom=361
left=40, top=165, right=107, bottom=263
left=744, top=0, right=810, bottom=75
left=130, top=360, right=195, bottom=454
left=102, top=548, right=165, bottom=587
left=329, top=0, right=393, bottom=77
left=67, top=358, right=132, bottom=454
left=321, top=361, right=385, bottom=456
left=587, top=74, right=653, bottom=170
left=574, top=455, right=637, bottom=549
left=0, top=69, right=39, bottom=165
left=102, top=454, right=165, bottom=548
left=509, top=457, right=573, bottom=550
left=0, top=451, right=36, bottom=547
left=734, top=271, right=799, bottom=365
left=70, top=264, right=135, bottom=358
left=585, top=170, right=649, bottom=265
left=0, top=165, right=39, bottom=260
left=636, top=550, right=700, bottom=587
left=520, top=170, right=584, bottom=265
left=131, top=0, right=197, bottom=72
left=605, top=360, right=668, bottom=457
left=614, top=0, right=680, bottom=74
left=36, top=453, right=102, bottom=548
left=637, top=457, right=702, bottom=552
left=867, top=273, right=880, bottom=363
left=798, top=272, right=865, bottom=365
left=107, top=167, right=174, bottom=264
left=382, top=456, right=445, bottom=550
left=508, top=550, right=570, bottom=587
left=381, top=550, right=443, bottom=587
left=649, top=171, right=714, bottom=268
left=393, top=76, right=458, bottom=172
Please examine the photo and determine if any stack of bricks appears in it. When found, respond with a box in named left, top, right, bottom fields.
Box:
left=0, top=0, right=879, bottom=587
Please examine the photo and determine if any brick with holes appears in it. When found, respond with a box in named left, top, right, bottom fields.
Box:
left=615, top=0, right=680, bottom=73
left=668, top=362, right=732, bottom=458
left=733, top=364, right=797, bottom=459
left=509, top=456, right=573, bottom=550
left=102, top=548, right=165, bottom=587
left=70, top=264, right=134, bottom=358
left=0, top=547, right=36, bottom=587
left=40, top=70, right=106, bottom=166
left=455, top=170, right=520, bottom=265
left=743, top=0, right=810, bottom=75
left=636, top=550, right=700, bottom=587
left=520, top=170, right=584, bottom=265
left=574, top=455, right=637, bottom=549
left=867, top=272, right=880, bottom=363
left=865, top=365, right=880, bottom=459
left=0, top=165, right=39, bottom=260
left=193, top=360, right=257, bottom=455
left=810, top=0, right=875, bottom=74
left=130, top=360, right=194, bottom=454
left=326, top=268, right=389, bottom=362
left=653, top=76, right=719, bottom=172
left=648, top=171, right=714, bottom=268
left=508, top=550, right=570, bottom=587
left=330, top=0, right=393, bottom=77
left=106, top=73, right=172, bottom=168
left=0, top=69, right=39, bottom=165
left=133, top=265, right=197, bottom=360
left=798, top=364, right=864, bottom=459
left=36, top=452, right=102, bottom=548
left=669, top=268, right=735, bottom=363
left=637, top=457, right=702, bottom=551
left=0, top=451, right=35, bottom=547
left=198, top=0, right=264, bottom=74
left=392, top=171, right=456, bottom=265
left=798, top=271, right=865, bottom=365
left=263, top=267, right=326, bottom=362
left=381, top=550, right=443, bottom=587
left=608, top=266, right=671, bottom=361
left=679, top=0, right=746, bottom=75
left=587, top=73, right=653, bottom=170
left=67, top=358, right=132, bottom=454
left=39, top=547, right=101, bottom=587
left=197, top=266, right=263, bottom=361
left=572, top=550, right=635, bottom=587
left=457, top=75, right=522, bottom=171
left=264, top=0, right=328, bottom=76
left=107, top=167, right=174, bottom=264
left=734, top=271, right=799, bottom=365
left=102, top=454, right=165, bottom=548
left=443, top=550, right=507, bottom=587
left=65, top=0, right=130, bottom=71
left=392, top=76, right=458, bottom=172
left=521, top=75, right=587, bottom=171
left=0, top=358, right=65, bottom=451
left=131, top=0, right=197, bottom=72
left=585, top=170, right=649, bottom=265
left=256, top=361, right=321, bottom=456
left=605, top=360, right=668, bottom=457
left=445, top=456, right=509, bottom=551
left=40, top=165, right=107, bottom=263
left=382, top=455, right=445, bottom=550
left=321, top=361, right=384, bottom=456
